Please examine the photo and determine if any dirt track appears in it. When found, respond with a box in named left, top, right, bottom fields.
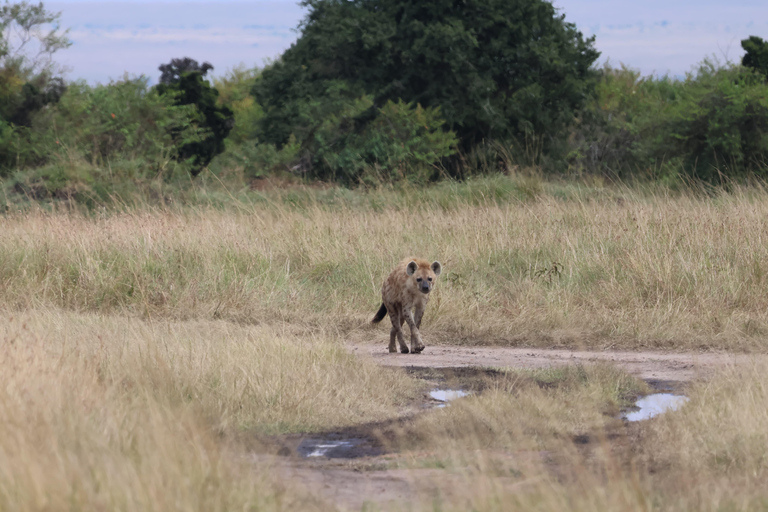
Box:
left=259, top=344, right=758, bottom=510
left=351, top=343, right=755, bottom=383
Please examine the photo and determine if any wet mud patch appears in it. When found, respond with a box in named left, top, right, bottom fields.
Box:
left=263, top=367, right=494, bottom=460
left=272, top=426, right=388, bottom=459
left=623, top=394, right=689, bottom=421
left=296, top=436, right=375, bottom=458
left=621, top=379, right=689, bottom=422
left=405, top=366, right=507, bottom=394
left=259, top=365, right=675, bottom=462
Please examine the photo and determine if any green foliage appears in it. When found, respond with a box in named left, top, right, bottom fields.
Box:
left=207, top=66, right=272, bottom=179
left=313, top=98, right=458, bottom=184
left=212, top=65, right=263, bottom=145
left=652, top=63, right=768, bottom=181
left=568, top=62, right=768, bottom=183
left=566, top=65, right=681, bottom=178
left=742, top=36, right=768, bottom=79
left=45, top=78, right=200, bottom=166
left=1, top=76, right=200, bottom=191
left=156, top=58, right=234, bottom=176
left=0, top=0, right=70, bottom=166
left=254, top=0, right=599, bottom=167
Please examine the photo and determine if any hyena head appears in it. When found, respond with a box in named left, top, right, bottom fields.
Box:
left=406, top=260, right=442, bottom=294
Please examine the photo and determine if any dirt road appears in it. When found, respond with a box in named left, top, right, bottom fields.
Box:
left=259, top=344, right=758, bottom=510
left=350, top=343, right=756, bottom=383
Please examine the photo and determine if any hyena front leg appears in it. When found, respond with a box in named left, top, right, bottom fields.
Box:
left=388, top=307, right=409, bottom=353
left=405, top=307, right=425, bottom=353
left=414, top=305, right=425, bottom=329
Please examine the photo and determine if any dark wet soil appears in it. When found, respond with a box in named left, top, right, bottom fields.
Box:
left=246, top=361, right=705, bottom=510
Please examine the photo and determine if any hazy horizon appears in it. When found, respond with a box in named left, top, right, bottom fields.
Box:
left=43, top=0, right=768, bottom=84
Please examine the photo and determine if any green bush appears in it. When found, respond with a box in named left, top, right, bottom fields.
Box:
left=0, top=75, right=205, bottom=203
left=39, top=78, right=200, bottom=169
left=213, top=65, right=263, bottom=145
left=655, top=63, right=768, bottom=182
left=279, top=91, right=457, bottom=184
left=316, top=99, right=457, bottom=184
left=569, top=62, right=768, bottom=183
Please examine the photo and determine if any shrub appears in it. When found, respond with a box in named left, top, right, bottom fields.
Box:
left=38, top=78, right=200, bottom=169
left=315, top=98, right=458, bottom=184
left=569, top=62, right=768, bottom=183
left=156, top=58, right=234, bottom=176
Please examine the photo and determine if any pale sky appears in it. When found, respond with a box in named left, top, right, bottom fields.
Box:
left=44, top=0, right=768, bottom=84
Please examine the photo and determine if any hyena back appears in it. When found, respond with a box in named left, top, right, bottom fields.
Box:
left=371, top=257, right=442, bottom=354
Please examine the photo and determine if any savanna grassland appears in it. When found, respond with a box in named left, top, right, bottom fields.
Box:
left=4, top=175, right=768, bottom=510
left=5, top=175, right=768, bottom=350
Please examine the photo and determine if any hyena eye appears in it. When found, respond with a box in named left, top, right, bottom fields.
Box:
left=428, top=277, right=432, bottom=281
left=416, top=278, right=423, bottom=282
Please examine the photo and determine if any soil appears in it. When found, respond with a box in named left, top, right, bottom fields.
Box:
left=251, top=344, right=758, bottom=511
left=350, top=343, right=754, bottom=383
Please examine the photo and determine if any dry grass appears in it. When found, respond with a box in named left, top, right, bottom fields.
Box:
left=361, top=363, right=654, bottom=511
left=0, top=309, right=418, bottom=510
left=639, top=358, right=768, bottom=509
left=3, top=177, right=768, bottom=350
left=393, top=364, right=648, bottom=454
left=395, top=359, right=768, bottom=511
left=6, top=176, right=768, bottom=510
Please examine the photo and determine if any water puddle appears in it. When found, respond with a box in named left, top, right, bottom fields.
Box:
left=429, top=389, right=471, bottom=407
left=297, top=438, right=366, bottom=458
left=624, top=393, right=689, bottom=422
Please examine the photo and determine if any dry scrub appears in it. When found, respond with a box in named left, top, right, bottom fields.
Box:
left=4, top=180, right=768, bottom=349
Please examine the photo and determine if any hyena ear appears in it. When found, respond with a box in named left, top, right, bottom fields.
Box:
left=406, top=261, right=418, bottom=276
left=431, top=261, right=442, bottom=276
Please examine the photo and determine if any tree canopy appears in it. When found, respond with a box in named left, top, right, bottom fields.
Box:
left=742, top=36, right=768, bottom=79
left=254, top=0, right=600, bottom=154
left=1, top=0, right=69, bottom=128
left=156, top=58, right=234, bottom=176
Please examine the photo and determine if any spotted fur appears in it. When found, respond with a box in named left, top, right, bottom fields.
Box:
left=371, top=257, right=442, bottom=354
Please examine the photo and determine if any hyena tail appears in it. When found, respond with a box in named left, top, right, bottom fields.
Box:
left=371, top=303, right=388, bottom=323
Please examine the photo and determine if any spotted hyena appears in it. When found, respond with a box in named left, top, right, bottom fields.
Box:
left=371, top=257, right=442, bottom=354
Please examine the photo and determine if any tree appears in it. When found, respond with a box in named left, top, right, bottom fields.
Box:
left=0, top=0, right=70, bottom=126
left=742, top=36, right=768, bottom=79
left=156, top=57, right=234, bottom=176
left=253, top=0, right=599, bottom=156
left=159, top=57, right=213, bottom=85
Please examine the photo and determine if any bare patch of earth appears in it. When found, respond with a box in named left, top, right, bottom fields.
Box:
left=249, top=346, right=758, bottom=510
left=350, top=343, right=755, bottom=383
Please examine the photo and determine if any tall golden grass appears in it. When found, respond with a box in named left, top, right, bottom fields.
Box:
left=0, top=310, right=416, bottom=510
left=5, top=176, right=768, bottom=510
left=3, top=177, right=768, bottom=350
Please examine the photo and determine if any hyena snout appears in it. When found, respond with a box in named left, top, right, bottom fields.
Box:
left=419, top=282, right=432, bottom=294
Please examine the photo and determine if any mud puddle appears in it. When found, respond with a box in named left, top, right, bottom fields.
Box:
left=624, top=393, right=689, bottom=422
left=429, top=388, right=471, bottom=407
left=297, top=437, right=368, bottom=458
left=268, top=368, right=493, bottom=460
left=275, top=430, right=386, bottom=459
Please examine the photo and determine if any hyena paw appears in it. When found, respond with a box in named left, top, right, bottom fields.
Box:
left=400, top=346, right=410, bottom=354
left=412, top=345, right=425, bottom=354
